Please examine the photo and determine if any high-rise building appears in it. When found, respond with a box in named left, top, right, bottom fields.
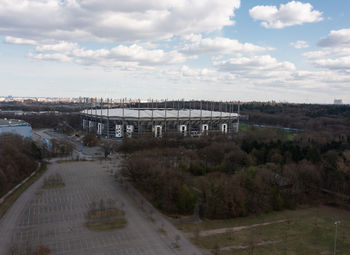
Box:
left=334, top=99, right=343, bottom=105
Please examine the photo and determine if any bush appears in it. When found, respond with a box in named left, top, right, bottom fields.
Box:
left=82, top=134, right=99, bottom=147
left=0, top=134, right=40, bottom=196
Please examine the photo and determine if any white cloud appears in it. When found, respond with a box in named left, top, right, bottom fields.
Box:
left=311, top=56, right=350, bottom=72
left=0, top=0, right=241, bottom=41
left=318, top=28, right=350, bottom=47
left=29, top=42, right=190, bottom=69
left=214, top=55, right=295, bottom=73
left=304, top=49, right=350, bottom=72
left=35, top=41, right=78, bottom=53
left=290, top=40, right=309, bottom=49
left=249, top=1, right=323, bottom=29
left=181, top=34, right=272, bottom=55
left=178, top=65, right=235, bottom=82
left=29, top=52, right=73, bottom=63
left=4, top=36, right=37, bottom=45
left=209, top=55, right=297, bottom=88
left=303, top=48, right=350, bottom=60
left=304, top=28, right=350, bottom=72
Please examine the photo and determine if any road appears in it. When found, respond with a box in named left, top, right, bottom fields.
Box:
left=32, top=129, right=103, bottom=160
left=0, top=160, right=202, bottom=255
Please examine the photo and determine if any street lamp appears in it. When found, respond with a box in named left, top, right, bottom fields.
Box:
left=334, top=220, right=341, bottom=255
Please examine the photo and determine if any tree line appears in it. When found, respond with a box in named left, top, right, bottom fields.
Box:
left=121, top=128, right=350, bottom=219
left=0, top=134, right=42, bottom=197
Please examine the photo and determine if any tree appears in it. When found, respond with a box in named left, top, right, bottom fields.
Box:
left=101, top=141, right=114, bottom=158
left=82, top=134, right=99, bottom=147
left=177, top=184, right=197, bottom=214
left=34, top=245, right=51, bottom=255
left=211, top=244, right=220, bottom=255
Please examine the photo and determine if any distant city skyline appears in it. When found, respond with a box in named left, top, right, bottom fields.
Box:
left=0, top=0, right=349, bottom=104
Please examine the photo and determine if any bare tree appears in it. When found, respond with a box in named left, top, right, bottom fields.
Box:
left=211, top=244, right=220, bottom=255
left=101, top=141, right=114, bottom=158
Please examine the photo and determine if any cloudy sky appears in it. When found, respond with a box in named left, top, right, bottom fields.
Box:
left=0, top=0, right=349, bottom=103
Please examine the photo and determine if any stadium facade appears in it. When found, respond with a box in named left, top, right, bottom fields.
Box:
left=81, top=103, right=240, bottom=138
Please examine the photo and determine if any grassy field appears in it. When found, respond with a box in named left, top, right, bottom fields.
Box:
left=88, top=208, right=125, bottom=219
left=0, top=163, right=47, bottom=220
left=178, top=206, right=350, bottom=255
left=86, top=218, right=127, bottom=231
left=239, top=123, right=250, bottom=132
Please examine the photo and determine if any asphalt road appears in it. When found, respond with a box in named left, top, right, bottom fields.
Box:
left=0, top=160, right=202, bottom=255
left=32, top=129, right=105, bottom=160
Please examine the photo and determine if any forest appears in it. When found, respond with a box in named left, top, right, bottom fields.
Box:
left=0, top=134, right=42, bottom=197
left=240, top=102, right=350, bottom=134
left=120, top=127, right=350, bottom=219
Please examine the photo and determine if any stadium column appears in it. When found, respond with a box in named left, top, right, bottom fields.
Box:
left=210, top=101, right=213, bottom=133
left=229, top=101, right=232, bottom=134
left=164, top=99, right=167, bottom=134
left=122, top=98, right=125, bottom=138
left=189, top=100, right=192, bottom=135
left=100, top=98, right=103, bottom=136
left=107, top=98, right=110, bottom=138
left=151, top=99, right=154, bottom=136
left=177, top=99, right=180, bottom=134
left=138, top=99, right=141, bottom=137
left=237, top=101, right=240, bottom=133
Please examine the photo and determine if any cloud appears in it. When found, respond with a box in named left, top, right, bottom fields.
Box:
left=290, top=40, right=309, bottom=49
left=172, top=59, right=348, bottom=92
left=210, top=55, right=296, bottom=87
left=249, top=1, right=323, bottom=29
left=28, top=41, right=191, bottom=69
left=35, top=41, right=78, bottom=53
left=318, top=28, right=350, bottom=47
left=178, top=65, right=235, bottom=82
left=29, top=52, right=73, bottom=63
left=0, top=0, right=241, bottom=41
left=181, top=34, right=272, bottom=55
left=304, top=49, right=350, bottom=72
left=310, top=56, right=350, bottom=72
left=214, top=55, right=295, bottom=74
left=304, top=28, right=350, bottom=72
left=4, top=36, right=37, bottom=45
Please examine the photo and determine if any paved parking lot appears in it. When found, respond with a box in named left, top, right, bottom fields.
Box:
left=0, top=161, right=202, bottom=255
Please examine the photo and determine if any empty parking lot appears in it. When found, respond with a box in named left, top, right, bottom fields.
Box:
left=0, top=160, right=201, bottom=255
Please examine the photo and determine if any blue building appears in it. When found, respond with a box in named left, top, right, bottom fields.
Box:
left=0, top=119, right=32, bottom=138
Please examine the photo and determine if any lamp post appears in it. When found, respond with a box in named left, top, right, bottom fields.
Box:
left=334, top=220, right=341, bottom=255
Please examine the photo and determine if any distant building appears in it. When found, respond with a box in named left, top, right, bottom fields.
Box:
left=334, top=99, right=343, bottom=105
left=0, top=119, right=32, bottom=138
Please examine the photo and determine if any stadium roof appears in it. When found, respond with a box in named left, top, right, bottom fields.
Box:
left=81, top=108, right=238, bottom=119
left=0, top=119, right=30, bottom=127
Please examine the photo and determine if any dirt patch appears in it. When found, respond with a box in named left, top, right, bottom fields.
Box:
left=195, top=219, right=289, bottom=237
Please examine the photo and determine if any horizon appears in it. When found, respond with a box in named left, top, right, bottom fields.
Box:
left=0, top=95, right=348, bottom=106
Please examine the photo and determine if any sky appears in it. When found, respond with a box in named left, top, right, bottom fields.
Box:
left=0, top=0, right=349, bottom=103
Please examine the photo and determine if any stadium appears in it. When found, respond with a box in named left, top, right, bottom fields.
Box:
left=81, top=103, right=240, bottom=138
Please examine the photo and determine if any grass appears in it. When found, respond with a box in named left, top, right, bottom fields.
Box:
left=238, top=123, right=297, bottom=142
left=0, top=163, right=47, bottom=220
left=42, top=174, right=65, bottom=189
left=87, top=208, right=125, bottom=219
left=287, top=133, right=296, bottom=141
left=86, top=218, right=127, bottom=231
left=158, top=227, right=167, bottom=235
left=239, top=124, right=249, bottom=132
left=179, top=206, right=350, bottom=255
